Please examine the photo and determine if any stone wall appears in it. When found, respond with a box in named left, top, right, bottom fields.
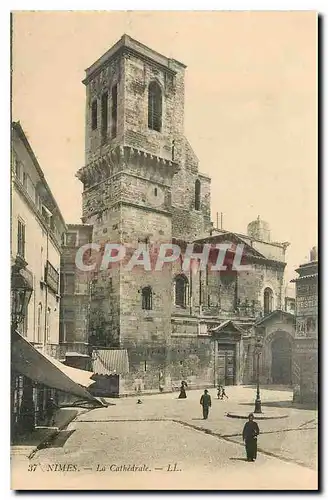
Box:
left=169, top=336, right=214, bottom=386
left=60, top=225, right=93, bottom=354
left=119, top=203, right=172, bottom=388
left=297, top=349, right=318, bottom=405
left=123, top=53, right=184, bottom=159
left=85, top=56, right=123, bottom=163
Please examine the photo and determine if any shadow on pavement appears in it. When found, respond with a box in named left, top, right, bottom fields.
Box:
left=39, top=430, right=75, bottom=450
left=239, top=401, right=317, bottom=410
left=11, top=428, right=55, bottom=447
left=242, top=385, right=293, bottom=392
left=229, top=457, right=248, bottom=462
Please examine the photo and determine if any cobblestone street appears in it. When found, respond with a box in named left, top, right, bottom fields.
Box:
left=11, top=387, right=318, bottom=490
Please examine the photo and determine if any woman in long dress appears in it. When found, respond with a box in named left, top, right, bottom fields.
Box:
left=242, top=413, right=260, bottom=461
left=178, top=380, right=188, bottom=399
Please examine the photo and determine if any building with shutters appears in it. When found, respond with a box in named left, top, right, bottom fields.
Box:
left=11, top=122, right=66, bottom=352
left=11, top=121, right=67, bottom=431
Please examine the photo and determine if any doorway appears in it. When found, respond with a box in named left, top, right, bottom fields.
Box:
left=217, top=344, right=236, bottom=386
left=271, top=335, right=292, bottom=385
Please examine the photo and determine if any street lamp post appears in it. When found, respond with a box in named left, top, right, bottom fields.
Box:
left=254, top=333, right=264, bottom=414
left=254, top=348, right=262, bottom=413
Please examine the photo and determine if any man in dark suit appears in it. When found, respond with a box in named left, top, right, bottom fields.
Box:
left=200, top=389, right=212, bottom=419
left=242, top=413, right=260, bottom=461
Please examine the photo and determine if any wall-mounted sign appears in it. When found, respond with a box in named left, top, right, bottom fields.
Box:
left=296, top=282, right=318, bottom=315
left=294, top=338, right=318, bottom=352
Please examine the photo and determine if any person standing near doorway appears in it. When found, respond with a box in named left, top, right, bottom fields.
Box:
left=200, top=389, right=212, bottom=419
left=45, top=396, right=58, bottom=427
left=242, top=413, right=260, bottom=462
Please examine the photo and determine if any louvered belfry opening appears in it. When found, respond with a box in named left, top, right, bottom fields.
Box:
left=142, top=286, right=153, bottom=310
left=148, top=81, right=162, bottom=132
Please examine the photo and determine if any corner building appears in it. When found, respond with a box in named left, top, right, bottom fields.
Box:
left=76, top=35, right=292, bottom=393
left=291, top=248, right=318, bottom=406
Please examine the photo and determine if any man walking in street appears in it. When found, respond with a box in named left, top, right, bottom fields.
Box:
left=220, top=387, right=228, bottom=399
left=200, top=389, right=212, bottom=420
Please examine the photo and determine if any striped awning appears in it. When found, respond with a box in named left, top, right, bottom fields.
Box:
left=92, top=349, right=129, bottom=375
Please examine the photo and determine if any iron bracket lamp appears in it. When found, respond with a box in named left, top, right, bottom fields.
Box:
left=11, top=260, right=33, bottom=332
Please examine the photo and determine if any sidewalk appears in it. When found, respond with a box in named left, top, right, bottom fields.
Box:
left=11, top=407, right=87, bottom=460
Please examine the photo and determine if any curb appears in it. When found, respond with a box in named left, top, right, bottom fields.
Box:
left=113, top=387, right=215, bottom=399
left=226, top=412, right=288, bottom=420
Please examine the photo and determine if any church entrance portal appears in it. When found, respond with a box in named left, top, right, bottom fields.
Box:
left=217, top=344, right=236, bottom=386
left=271, top=335, right=292, bottom=385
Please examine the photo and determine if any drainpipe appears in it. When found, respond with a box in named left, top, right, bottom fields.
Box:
left=43, top=223, right=49, bottom=349
left=189, top=271, right=192, bottom=316
left=199, top=269, right=202, bottom=313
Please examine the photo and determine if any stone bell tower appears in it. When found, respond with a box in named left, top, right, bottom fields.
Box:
left=76, top=34, right=188, bottom=389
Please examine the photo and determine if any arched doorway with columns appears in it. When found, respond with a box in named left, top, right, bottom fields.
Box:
left=255, top=310, right=295, bottom=386
left=260, top=329, right=294, bottom=386
left=271, top=332, right=292, bottom=385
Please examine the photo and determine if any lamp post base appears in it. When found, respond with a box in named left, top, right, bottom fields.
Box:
left=254, top=398, right=262, bottom=414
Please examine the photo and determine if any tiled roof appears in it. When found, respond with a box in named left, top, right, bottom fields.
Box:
left=291, top=273, right=318, bottom=282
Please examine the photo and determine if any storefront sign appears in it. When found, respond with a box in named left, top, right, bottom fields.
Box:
left=296, top=282, right=318, bottom=315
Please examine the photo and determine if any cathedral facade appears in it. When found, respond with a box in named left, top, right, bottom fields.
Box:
left=70, top=35, right=294, bottom=394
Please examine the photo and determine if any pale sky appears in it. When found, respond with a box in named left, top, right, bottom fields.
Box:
left=12, top=11, right=317, bottom=282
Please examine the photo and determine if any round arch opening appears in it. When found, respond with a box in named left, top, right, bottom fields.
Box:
left=271, top=333, right=292, bottom=385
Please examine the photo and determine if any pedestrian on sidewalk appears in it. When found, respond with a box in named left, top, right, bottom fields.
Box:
left=242, top=413, right=260, bottom=462
left=178, top=380, right=188, bottom=399
left=217, top=385, right=222, bottom=399
left=45, top=397, right=58, bottom=427
left=159, top=371, right=164, bottom=393
left=220, top=387, right=228, bottom=400
left=200, top=389, right=212, bottom=419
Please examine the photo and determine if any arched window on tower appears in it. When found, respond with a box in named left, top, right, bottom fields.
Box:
left=148, top=81, right=162, bottom=132
left=175, top=274, right=189, bottom=308
left=91, top=100, right=98, bottom=130
left=142, top=286, right=153, bottom=310
left=195, top=179, right=201, bottom=211
left=263, top=287, right=273, bottom=315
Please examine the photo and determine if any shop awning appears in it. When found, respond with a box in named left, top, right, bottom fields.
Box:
left=40, top=350, right=95, bottom=389
left=92, top=349, right=129, bottom=375
left=11, top=331, right=97, bottom=402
